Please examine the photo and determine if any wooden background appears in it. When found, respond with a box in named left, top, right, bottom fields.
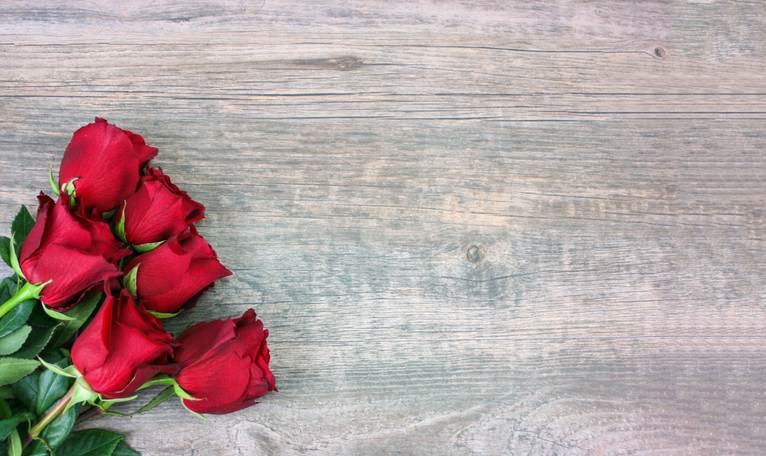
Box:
left=1, top=1, right=765, bottom=454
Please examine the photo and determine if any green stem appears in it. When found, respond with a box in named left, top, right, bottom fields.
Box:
left=0, top=281, right=38, bottom=319
left=24, top=384, right=76, bottom=447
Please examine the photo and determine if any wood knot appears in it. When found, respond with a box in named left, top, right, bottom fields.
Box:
left=466, top=245, right=483, bottom=264
left=328, top=56, right=364, bottom=71
left=654, top=46, right=667, bottom=58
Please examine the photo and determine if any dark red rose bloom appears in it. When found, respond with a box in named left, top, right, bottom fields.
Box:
left=174, top=309, right=275, bottom=414
left=117, top=167, right=204, bottom=245
left=59, top=117, right=158, bottom=214
left=124, top=229, right=231, bottom=314
left=20, top=194, right=129, bottom=310
left=71, top=288, right=176, bottom=398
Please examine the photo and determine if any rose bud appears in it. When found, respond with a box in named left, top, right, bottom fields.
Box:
left=121, top=227, right=230, bottom=314
left=71, top=288, right=176, bottom=398
left=20, top=194, right=130, bottom=310
left=123, top=228, right=230, bottom=314
left=116, top=167, right=204, bottom=246
left=59, top=117, right=158, bottom=215
left=174, top=309, right=275, bottom=414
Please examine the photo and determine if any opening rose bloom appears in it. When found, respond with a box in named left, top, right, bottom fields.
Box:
left=116, top=167, right=204, bottom=246
left=59, top=117, right=158, bottom=215
left=124, top=229, right=231, bottom=314
left=174, top=309, right=275, bottom=414
left=72, top=288, right=176, bottom=398
left=20, top=194, right=129, bottom=310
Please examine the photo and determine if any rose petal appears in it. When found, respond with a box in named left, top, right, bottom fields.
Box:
left=174, top=318, right=237, bottom=366
left=22, top=245, right=121, bottom=308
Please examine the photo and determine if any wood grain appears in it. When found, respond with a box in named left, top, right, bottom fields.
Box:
left=0, top=1, right=765, bottom=454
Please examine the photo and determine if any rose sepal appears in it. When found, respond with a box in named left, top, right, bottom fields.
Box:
left=116, top=202, right=166, bottom=253
left=41, top=302, right=75, bottom=321
left=37, top=358, right=136, bottom=412
left=37, top=358, right=96, bottom=411
left=133, top=241, right=164, bottom=253
left=0, top=278, right=49, bottom=319
left=61, top=178, right=78, bottom=208
left=8, top=232, right=24, bottom=279
left=180, top=396, right=206, bottom=420
left=48, top=165, right=59, bottom=196
left=147, top=309, right=180, bottom=319
left=137, top=374, right=198, bottom=400
left=115, top=203, right=127, bottom=242
left=100, top=208, right=117, bottom=220
left=38, top=357, right=78, bottom=378
left=137, top=374, right=205, bottom=419
left=122, top=264, right=139, bottom=296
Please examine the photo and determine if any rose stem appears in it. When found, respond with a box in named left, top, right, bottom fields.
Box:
left=23, top=383, right=76, bottom=447
left=0, top=281, right=38, bottom=318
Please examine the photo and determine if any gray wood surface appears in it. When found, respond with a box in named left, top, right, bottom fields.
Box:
left=1, top=1, right=765, bottom=454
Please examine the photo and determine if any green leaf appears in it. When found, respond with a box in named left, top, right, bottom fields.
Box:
left=0, top=400, right=23, bottom=456
left=21, top=440, right=46, bottom=456
left=112, top=441, right=140, bottom=456
left=25, top=303, right=56, bottom=327
left=0, top=236, right=10, bottom=268
left=41, top=304, right=74, bottom=322
left=14, top=323, right=61, bottom=359
left=0, top=357, right=39, bottom=386
left=123, top=264, right=139, bottom=296
left=39, top=406, right=77, bottom=451
left=48, top=293, right=101, bottom=348
left=0, top=386, right=13, bottom=400
left=0, top=325, right=31, bottom=356
left=33, top=359, right=74, bottom=416
left=0, top=412, right=32, bottom=441
left=11, top=206, right=35, bottom=252
left=0, top=300, right=35, bottom=338
left=133, top=241, right=164, bottom=253
left=12, top=375, right=37, bottom=412
left=0, top=277, right=15, bottom=302
left=57, top=429, right=124, bottom=456
left=12, top=349, right=67, bottom=411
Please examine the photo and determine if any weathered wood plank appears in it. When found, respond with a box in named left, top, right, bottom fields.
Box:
left=0, top=1, right=764, bottom=455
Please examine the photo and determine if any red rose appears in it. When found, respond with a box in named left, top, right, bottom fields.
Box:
left=59, top=117, right=158, bottom=214
left=174, top=309, right=275, bottom=414
left=20, top=194, right=129, bottom=309
left=124, top=229, right=231, bottom=314
left=71, top=288, right=176, bottom=398
left=116, top=168, right=204, bottom=246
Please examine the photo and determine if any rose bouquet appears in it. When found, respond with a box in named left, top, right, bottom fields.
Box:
left=0, top=118, right=275, bottom=455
